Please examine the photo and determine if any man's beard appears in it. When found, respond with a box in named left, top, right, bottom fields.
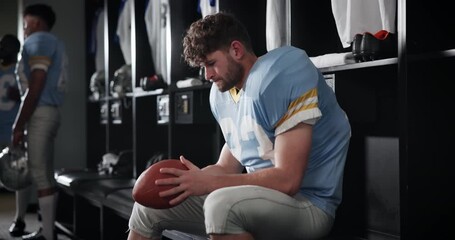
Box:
left=216, top=56, right=244, bottom=92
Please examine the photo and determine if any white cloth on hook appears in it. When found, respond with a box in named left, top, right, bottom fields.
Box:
left=116, top=0, right=133, bottom=64
left=145, top=0, right=171, bottom=84
left=266, top=0, right=287, bottom=51
left=95, top=9, right=105, bottom=71
left=199, top=0, right=217, bottom=17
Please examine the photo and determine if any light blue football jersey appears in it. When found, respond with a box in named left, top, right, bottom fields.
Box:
left=0, top=64, right=20, bottom=143
left=19, top=31, right=68, bottom=107
left=210, top=46, right=351, bottom=217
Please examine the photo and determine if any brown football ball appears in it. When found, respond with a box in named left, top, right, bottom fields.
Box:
left=132, top=159, right=188, bottom=209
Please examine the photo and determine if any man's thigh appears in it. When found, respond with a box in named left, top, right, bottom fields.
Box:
left=204, top=185, right=333, bottom=240
left=27, top=106, right=60, bottom=189
left=129, top=195, right=207, bottom=238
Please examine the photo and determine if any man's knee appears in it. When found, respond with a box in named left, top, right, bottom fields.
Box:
left=204, top=187, right=240, bottom=217
left=204, top=187, right=250, bottom=235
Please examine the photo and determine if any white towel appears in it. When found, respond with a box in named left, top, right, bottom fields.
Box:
left=310, top=52, right=355, bottom=68
left=176, top=78, right=203, bottom=88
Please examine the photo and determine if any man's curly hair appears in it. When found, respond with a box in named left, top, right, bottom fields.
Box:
left=183, top=12, right=253, bottom=67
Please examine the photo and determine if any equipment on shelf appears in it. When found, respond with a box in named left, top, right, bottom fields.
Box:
left=110, top=64, right=132, bottom=98
left=89, top=70, right=106, bottom=101
left=140, top=74, right=166, bottom=91
left=97, top=149, right=133, bottom=177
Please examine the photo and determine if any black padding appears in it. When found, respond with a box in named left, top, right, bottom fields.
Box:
left=55, top=169, right=120, bottom=187
left=75, top=178, right=136, bottom=198
left=104, top=188, right=135, bottom=218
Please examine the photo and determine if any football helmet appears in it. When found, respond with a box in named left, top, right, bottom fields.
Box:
left=110, top=64, right=132, bottom=98
left=0, top=145, right=32, bottom=191
left=89, top=70, right=106, bottom=101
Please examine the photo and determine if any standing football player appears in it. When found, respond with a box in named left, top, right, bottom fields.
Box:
left=12, top=4, right=69, bottom=240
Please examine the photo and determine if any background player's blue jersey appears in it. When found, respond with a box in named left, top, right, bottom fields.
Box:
left=19, top=31, right=68, bottom=107
left=0, top=65, right=20, bottom=144
left=210, top=46, right=351, bottom=217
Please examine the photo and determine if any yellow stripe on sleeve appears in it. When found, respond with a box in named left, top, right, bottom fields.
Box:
left=29, top=56, right=51, bottom=71
left=274, top=88, right=319, bottom=128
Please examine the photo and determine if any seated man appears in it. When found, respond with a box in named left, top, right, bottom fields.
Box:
left=128, top=12, right=351, bottom=240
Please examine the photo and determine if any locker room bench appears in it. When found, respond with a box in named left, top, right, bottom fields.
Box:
left=54, top=169, right=210, bottom=240
left=55, top=170, right=356, bottom=240
left=55, top=169, right=136, bottom=240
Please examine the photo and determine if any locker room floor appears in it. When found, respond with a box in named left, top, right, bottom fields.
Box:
left=0, top=189, right=71, bottom=240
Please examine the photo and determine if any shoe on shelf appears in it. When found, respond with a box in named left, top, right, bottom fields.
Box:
left=9, top=218, right=26, bottom=237
left=351, top=33, right=364, bottom=62
left=361, top=30, right=397, bottom=61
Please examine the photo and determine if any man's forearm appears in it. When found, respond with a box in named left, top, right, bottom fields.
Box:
left=13, top=90, right=39, bottom=132
left=13, top=69, right=47, bottom=131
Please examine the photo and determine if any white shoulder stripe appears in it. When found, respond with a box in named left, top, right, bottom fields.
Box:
left=275, top=108, right=321, bottom=135
left=30, top=63, right=49, bottom=71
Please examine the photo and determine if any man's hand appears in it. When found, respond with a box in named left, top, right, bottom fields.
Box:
left=11, top=127, right=24, bottom=147
left=157, top=156, right=213, bottom=206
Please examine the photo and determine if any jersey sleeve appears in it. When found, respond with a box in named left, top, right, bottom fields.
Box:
left=254, top=48, right=322, bottom=136
left=24, top=34, right=56, bottom=71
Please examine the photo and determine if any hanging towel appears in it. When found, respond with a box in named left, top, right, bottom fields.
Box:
left=116, top=0, right=133, bottom=64
left=266, top=0, right=287, bottom=51
left=145, top=0, right=171, bottom=84
left=198, top=0, right=217, bottom=17
left=94, top=9, right=105, bottom=71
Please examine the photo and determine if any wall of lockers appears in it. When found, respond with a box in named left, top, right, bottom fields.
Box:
left=84, top=0, right=455, bottom=239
